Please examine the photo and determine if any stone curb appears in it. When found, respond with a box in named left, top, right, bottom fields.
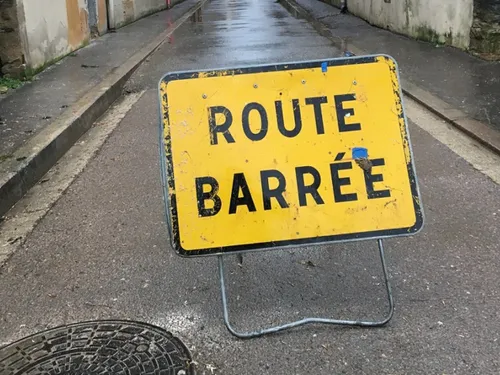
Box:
left=280, top=0, right=500, bottom=156
left=0, top=0, right=207, bottom=219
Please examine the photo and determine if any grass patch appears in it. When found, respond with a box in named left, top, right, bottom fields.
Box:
left=0, top=76, right=24, bottom=89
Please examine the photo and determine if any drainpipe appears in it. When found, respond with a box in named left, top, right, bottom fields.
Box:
left=106, top=0, right=116, bottom=30
left=340, top=0, right=347, bottom=13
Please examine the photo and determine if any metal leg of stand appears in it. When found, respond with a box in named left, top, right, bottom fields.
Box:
left=217, top=239, right=394, bottom=339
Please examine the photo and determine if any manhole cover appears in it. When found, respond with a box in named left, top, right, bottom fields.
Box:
left=0, top=320, right=193, bottom=375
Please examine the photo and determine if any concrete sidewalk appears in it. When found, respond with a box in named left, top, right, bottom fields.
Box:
left=0, top=0, right=204, bottom=218
left=284, top=0, right=500, bottom=152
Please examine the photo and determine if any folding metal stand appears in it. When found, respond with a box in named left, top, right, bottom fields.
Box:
left=217, top=239, right=394, bottom=339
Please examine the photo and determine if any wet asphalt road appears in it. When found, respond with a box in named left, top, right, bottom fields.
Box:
left=1, top=1, right=500, bottom=374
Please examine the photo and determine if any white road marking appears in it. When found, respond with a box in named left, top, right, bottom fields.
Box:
left=0, top=91, right=146, bottom=267
left=404, top=97, right=500, bottom=185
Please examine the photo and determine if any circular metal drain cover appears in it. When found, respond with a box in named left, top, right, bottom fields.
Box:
left=0, top=320, right=193, bottom=375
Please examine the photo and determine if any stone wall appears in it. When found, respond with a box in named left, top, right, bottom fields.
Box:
left=476, top=0, right=500, bottom=21
left=345, top=0, right=474, bottom=50
left=0, top=0, right=24, bottom=76
left=471, top=0, right=500, bottom=58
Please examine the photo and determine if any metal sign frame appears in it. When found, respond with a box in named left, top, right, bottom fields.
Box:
left=158, top=55, right=424, bottom=338
left=218, top=239, right=394, bottom=339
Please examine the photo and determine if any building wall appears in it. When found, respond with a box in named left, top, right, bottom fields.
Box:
left=107, top=0, right=184, bottom=29
left=1, top=0, right=183, bottom=77
left=20, top=0, right=90, bottom=71
left=346, top=0, right=474, bottom=49
left=108, top=0, right=164, bottom=29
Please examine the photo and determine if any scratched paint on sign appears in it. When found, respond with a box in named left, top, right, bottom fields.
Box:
left=159, top=55, right=423, bottom=257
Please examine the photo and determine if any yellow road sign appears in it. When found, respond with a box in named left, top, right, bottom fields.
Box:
left=159, top=55, right=423, bottom=256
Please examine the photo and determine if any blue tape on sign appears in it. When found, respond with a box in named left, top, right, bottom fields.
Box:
left=352, top=147, right=368, bottom=159
left=321, top=62, right=328, bottom=72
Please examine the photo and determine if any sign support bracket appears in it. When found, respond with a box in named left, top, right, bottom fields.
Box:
left=217, top=239, right=394, bottom=339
